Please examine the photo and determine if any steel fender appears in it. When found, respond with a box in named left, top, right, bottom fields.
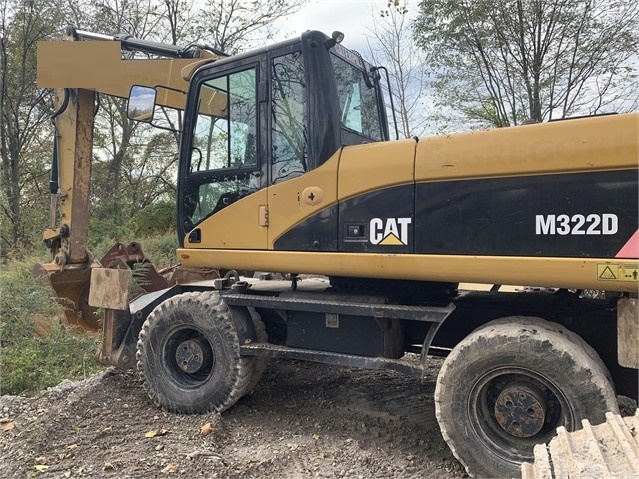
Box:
left=226, top=304, right=258, bottom=347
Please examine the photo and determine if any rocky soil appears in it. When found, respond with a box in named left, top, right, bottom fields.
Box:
left=0, top=357, right=466, bottom=478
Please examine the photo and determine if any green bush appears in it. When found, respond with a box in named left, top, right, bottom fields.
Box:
left=0, top=257, right=103, bottom=395
left=88, top=201, right=177, bottom=252
left=127, top=201, right=176, bottom=237
left=138, top=231, right=179, bottom=268
left=88, top=216, right=128, bottom=252
left=0, top=256, right=61, bottom=342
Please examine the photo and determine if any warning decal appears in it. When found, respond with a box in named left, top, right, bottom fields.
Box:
left=598, top=266, right=617, bottom=280
left=597, top=264, right=639, bottom=282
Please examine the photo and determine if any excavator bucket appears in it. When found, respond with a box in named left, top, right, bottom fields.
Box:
left=34, top=242, right=170, bottom=331
left=33, top=261, right=100, bottom=331
left=99, top=242, right=170, bottom=294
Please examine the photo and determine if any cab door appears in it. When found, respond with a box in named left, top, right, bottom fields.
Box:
left=179, top=61, right=269, bottom=250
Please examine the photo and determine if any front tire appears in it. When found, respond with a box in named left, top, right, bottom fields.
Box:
left=435, top=316, right=618, bottom=478
left=245, top=308, right=268, bottom=393
left=136, top=291, right=254, bottom=413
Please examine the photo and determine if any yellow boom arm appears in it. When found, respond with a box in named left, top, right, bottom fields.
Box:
left=35, top=33, right=218, bottom=328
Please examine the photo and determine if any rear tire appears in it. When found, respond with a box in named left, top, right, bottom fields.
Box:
left=136, top=291, right=254, bottom=413
left=435, top=316, right=618, bottom=478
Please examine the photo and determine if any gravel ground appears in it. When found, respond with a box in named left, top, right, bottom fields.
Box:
left=0, top=358, right=466, bottom=478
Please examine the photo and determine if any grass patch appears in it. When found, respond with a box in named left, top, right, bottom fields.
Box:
left=0, top=330, right=102, bottom=395
left=0, top=257, right=103, bottom=395
left=0, top=231, right=180, bottom=396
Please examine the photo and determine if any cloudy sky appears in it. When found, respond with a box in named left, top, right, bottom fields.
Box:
left=273, top=0, right=390, bottom=53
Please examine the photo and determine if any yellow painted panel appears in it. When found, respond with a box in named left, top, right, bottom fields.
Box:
left=184, top=189, right=268, bottom=250
left=415, top=113, right=639, bottom=182
left=176, top=249, right=639, bottom=293
left=37, top=41, right=208, bottom=109
left=338, top=140, right=416, bottom=200
left=267, top=153, right=340, bottom=247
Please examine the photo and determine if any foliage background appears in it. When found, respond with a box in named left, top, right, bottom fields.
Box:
left=413, top=0, right=639, bottom=129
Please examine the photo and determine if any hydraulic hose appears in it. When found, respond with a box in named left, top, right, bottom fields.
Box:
left=48, top=88, right=70, bottom=229
left=49, top=87, right=70, bottom=195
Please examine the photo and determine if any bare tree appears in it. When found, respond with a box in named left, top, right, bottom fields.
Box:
left=413, top=0, right=639, bottom=128
left=365, top=1, right=431, bottom=138
left=0, top=0, right=61, bottom=254
left=197, top=0, right=307, bottom=54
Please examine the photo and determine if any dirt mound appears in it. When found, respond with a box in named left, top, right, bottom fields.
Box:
left=0, top=358, right=465, bottom=478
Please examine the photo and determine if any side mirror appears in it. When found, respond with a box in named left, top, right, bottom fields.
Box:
left=127, top=85, right=157, bottom=123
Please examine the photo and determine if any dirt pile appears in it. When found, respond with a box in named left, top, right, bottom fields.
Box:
left=0, top=358, right=465, bottom=478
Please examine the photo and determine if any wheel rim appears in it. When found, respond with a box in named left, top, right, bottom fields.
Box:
left=468, top=367, right=575, bottom=465
left=162, top=327, right=215, bottom=386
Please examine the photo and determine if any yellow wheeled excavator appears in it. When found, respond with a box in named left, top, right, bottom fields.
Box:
left=36, top=27, right=638, bottom=478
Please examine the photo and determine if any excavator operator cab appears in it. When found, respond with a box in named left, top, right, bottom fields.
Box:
left=164, top=30, right=389, bottom=243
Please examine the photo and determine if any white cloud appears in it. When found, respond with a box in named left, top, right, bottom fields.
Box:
left=273, top=0, right=388, bottom=53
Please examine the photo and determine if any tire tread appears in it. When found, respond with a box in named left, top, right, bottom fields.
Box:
left=136, top=291, right=255, bottom=414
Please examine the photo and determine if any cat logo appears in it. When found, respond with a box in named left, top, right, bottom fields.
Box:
left=370, top=218, right=412, bottom=246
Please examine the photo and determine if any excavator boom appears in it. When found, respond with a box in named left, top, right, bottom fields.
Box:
left=36, top=29, right=220, bottom=329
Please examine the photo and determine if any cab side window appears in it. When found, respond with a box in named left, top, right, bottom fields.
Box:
left=331, top=53, right=383, bottom=141
left=271, top=52, right=308, bottom=184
